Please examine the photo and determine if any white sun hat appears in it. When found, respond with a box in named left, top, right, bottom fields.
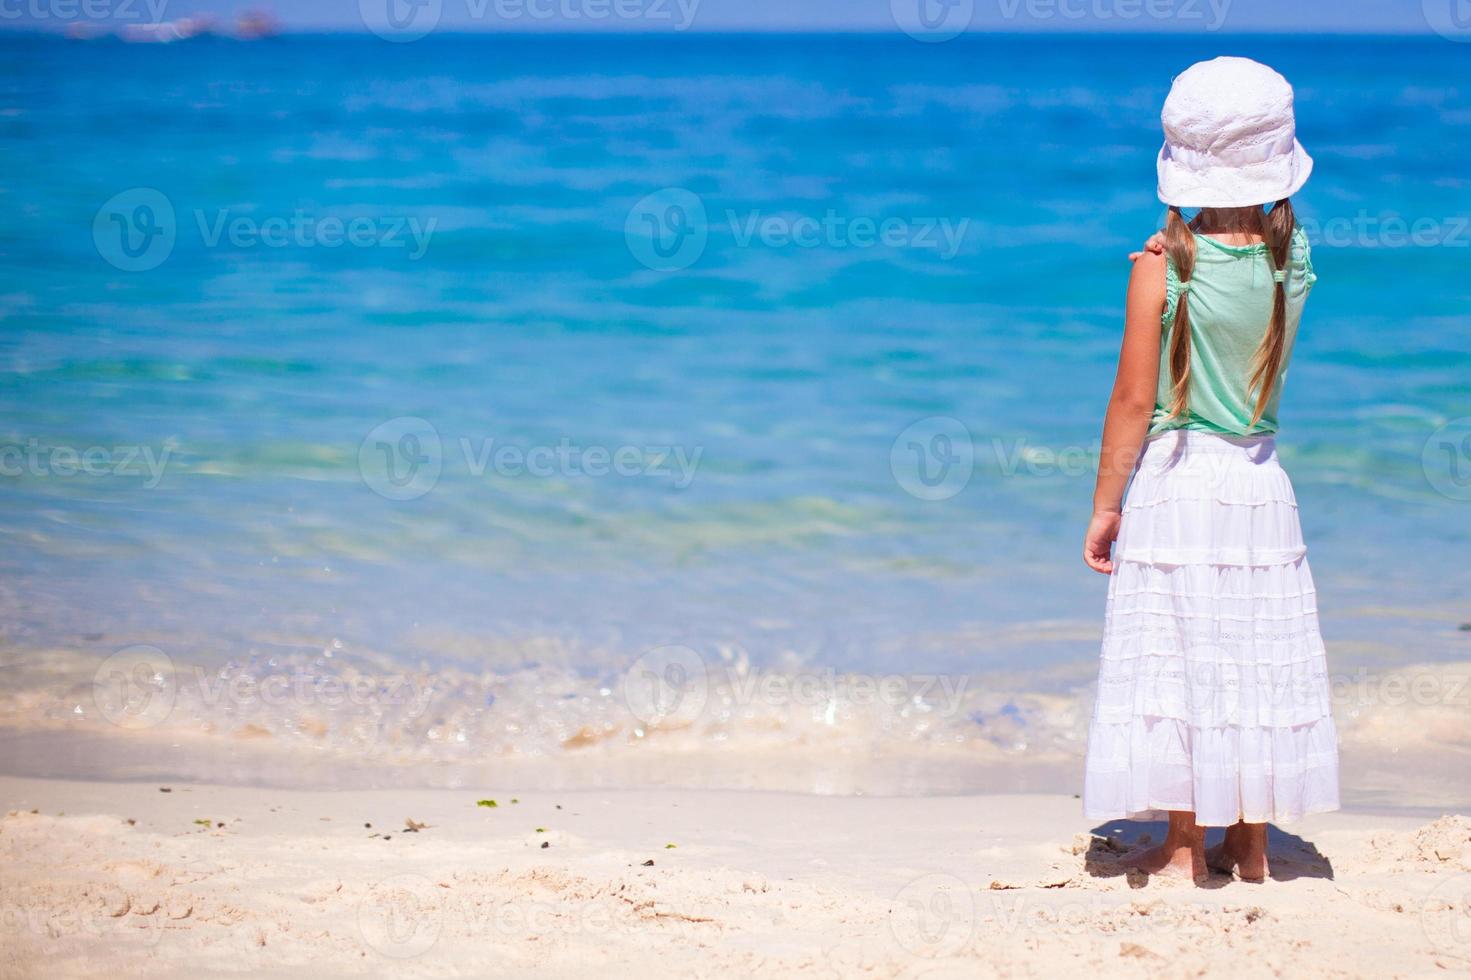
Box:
left=1156, top=56, right=1313, bottom=209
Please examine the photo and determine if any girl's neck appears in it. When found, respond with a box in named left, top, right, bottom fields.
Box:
left=1192, top=206, right=1266, bottom=246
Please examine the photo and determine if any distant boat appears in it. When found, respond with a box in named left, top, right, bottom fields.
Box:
left=64, top=22, right=108, bottom=41
left=69, top=11, right=277, bottom=43
left=120, top=17, right=213, bottom=44
left=235, top=10, right=281, bottom=40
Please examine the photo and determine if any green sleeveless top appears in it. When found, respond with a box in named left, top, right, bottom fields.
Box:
left=1149, top=226, right=1316, bottom=437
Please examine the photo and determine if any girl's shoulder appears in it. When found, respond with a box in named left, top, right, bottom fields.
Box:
left=1289, top=224, right=1317, bottom=286
left=1289, top=224, right=1311, bottom=256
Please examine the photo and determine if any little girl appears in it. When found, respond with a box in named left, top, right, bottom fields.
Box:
left=1081, top=56, right=1340, bottom=881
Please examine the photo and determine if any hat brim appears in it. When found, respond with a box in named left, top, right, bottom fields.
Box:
left=1157, top=139, right=1313, bottom=209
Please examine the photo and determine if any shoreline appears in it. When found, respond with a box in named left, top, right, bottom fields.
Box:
left=3, top=776, right=1469, bottom=977
left=4, top=652, right=1470, bottom=807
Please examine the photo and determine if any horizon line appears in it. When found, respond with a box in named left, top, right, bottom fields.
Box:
left=0, top=25, right=1447, bottom=37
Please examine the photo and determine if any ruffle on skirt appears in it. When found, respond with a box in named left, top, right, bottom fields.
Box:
left=1083, top=429, right=1340, bottom=827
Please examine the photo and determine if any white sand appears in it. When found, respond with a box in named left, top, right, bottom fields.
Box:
left=3, top=778, right=1470, bottom=978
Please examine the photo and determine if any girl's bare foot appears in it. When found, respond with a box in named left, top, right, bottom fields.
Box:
left=1128, top=811, right=1207, bottom=880
left=1206, top=821, right=1269, bottom=881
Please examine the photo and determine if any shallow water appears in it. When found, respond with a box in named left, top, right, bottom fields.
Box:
left=1, top=33, right=1468, bottom=792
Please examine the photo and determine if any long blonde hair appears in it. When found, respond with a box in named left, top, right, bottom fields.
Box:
left=1164, top=198, right=1297, bottom=425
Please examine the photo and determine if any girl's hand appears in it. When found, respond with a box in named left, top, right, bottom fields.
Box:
left=1128, top=231, right=1166, bottom=263
left=1083, top=510, right=1122, bottom=574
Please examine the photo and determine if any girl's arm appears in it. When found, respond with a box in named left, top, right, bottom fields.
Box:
left=1083, top=251, right=1168, bottom=574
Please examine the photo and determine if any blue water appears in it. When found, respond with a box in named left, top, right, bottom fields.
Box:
left=1, top=33, right=1468, bottom=788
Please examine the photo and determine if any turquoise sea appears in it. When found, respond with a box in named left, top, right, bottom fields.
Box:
left=0, top=33, right=1468, bottom=794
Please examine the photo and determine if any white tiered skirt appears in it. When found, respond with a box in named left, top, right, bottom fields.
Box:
left=1083, top=429, right=1340, bottom=827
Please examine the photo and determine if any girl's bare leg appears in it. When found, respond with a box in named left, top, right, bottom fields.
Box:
left=1206, top=821, right=1269, bottom=881
left=1127, top=810, right=1207, bottom=879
